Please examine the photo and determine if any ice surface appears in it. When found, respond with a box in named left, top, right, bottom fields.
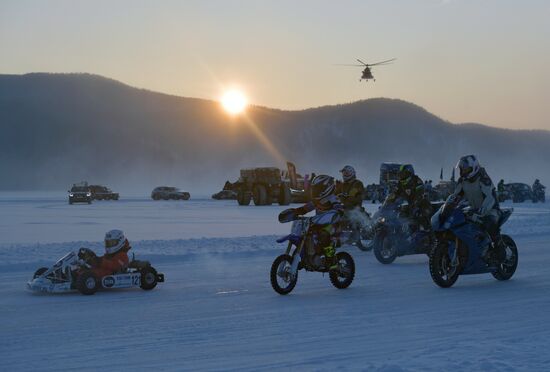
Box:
left=1, top=193, right=549, bottom=371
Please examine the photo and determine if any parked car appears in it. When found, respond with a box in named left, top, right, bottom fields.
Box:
left=151, top=186, right=190, bottom=200
left=89, top=185, right=119, bottom=200
left=68, top=184, right=92, bottom=204
left=290, top=188, right=309, bottom=204
left=212, top=190, right=237, bottom=200
left=507, top=183, right=533, bottom=203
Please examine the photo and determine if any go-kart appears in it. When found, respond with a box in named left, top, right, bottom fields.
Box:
left=27, top=249, right=164, bottom=295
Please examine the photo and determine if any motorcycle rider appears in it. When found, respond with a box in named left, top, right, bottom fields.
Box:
left=337, top=165, right=369, bottom=246
left=497, top=179, right=505, bottom=201
left=532, top=179, right=545, bottom=201
left=282, top=175, right=343, bottom=270
left=451, top=155, right=501, bottom=261
left=384, top=164, right=433, bottom=230
left=78, top=229, right=131, bottom=277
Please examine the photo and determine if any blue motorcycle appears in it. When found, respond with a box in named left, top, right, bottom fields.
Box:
left=369, top=202, right=437, bottom=264
left=428, top=196, right=518, bottom=288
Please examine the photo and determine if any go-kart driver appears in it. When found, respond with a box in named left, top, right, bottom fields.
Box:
left=78, top=229, right=131, bottom=277
left=280, top=175, right=343, bottom=270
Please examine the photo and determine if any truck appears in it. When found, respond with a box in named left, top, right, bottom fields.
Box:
left=235, top=167, right=291, bottom=206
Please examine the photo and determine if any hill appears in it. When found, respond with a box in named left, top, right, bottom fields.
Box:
left=1, top=73, right=548, bottom=192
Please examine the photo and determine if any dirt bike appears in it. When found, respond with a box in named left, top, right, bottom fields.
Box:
left=428, top=196, right=518, bottom=288
left=270, top=209, right=356, bottom=295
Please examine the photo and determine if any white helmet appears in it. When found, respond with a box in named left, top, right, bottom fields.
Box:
left=340, top=165, right=356, bottom=182
left=456, top=155, right=480, bottom=180
left=104, top=229, right=126, bottom=255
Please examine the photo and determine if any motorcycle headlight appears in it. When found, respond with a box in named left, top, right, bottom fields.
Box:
left=86, top=193, right=91, bottom=197
left=69, top=193, right=74, bottom=197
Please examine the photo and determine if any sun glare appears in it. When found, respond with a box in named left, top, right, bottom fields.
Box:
left=221, top=90, right=248, bottom=115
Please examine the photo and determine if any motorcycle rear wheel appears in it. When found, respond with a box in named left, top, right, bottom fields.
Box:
left=270, top=254, right=298, bottom=295
left=492, top=235, right=518, bottom=281
left=329, top=252, right=355, bottom=289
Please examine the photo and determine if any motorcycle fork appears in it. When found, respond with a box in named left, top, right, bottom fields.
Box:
left=289, top=238, right=306, bottom=275
left=451, top=237, right=466, bottom=267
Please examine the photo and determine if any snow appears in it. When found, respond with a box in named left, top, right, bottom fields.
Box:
left=1, top=193, right=549, bottom=371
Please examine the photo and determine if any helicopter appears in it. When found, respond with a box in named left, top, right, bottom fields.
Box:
left=336, top=58, right=396, bottom=82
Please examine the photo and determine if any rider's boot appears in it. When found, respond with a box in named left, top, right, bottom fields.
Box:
left=324, top=245, right=338, bottom=271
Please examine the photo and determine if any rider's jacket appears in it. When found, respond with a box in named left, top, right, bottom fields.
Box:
left=452, top=168, right=499, bottom=217
left=386, top=175, right=425, bottom=206
left=295, top=194, right=343, bottom=225
left=338, top=179, right=365, bottom=210
left=91, top=241, right=131, bottom=277
left=385, top=175, right=432, bottom=225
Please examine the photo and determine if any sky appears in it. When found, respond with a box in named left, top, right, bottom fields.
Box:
left=1, top=0, right=549, bottom=130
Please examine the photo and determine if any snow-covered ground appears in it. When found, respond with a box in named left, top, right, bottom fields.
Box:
left=1, top=193, right=549, bottom=371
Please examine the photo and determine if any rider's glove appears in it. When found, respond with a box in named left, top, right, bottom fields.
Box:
left=470, top=213, right=483, bottom=224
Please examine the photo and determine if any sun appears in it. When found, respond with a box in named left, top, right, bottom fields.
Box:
left=221, top=89, right=248, bottom=115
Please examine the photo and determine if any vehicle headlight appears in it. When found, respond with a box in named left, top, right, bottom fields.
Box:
left=86, top=193, right=91, bottom=197
left=69, top=193, right=74, bottom=197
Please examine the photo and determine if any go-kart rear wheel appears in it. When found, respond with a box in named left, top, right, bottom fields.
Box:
left=329, top=252, right=355, bottom=289
left=270, top=254, right=298, bottom=295
left=33, top=267, right=48, bottom=279
left=76, top=271, right=99, bottom=295
left=140, top=267, right=158, bottom=290
left=492, top=235, right=518, bottom=281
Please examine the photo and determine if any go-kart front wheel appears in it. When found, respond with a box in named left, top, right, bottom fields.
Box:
left=270, top=254, right=298, bottom=295
left=76, top=271, right=99, bottom=295
left=329, top=252, right=355, bottom=289
left=140, top=267, right=159, bottom=290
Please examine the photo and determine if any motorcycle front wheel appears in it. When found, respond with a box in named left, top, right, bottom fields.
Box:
left=374, top=236, right=398, bottom=264
left=270, top=254, right=298, bottom=295
left=429, top=243, right=460, bottom=288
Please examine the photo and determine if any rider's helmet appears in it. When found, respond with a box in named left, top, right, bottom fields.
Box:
left=398, top=164, right=415, bottom=184
left=535, top=179, right=540, bottom=183
left=340, top=165, right=356, bottom=182
left=456, top=155, right=480, bottom=180
left=310, top=175, right=335, bottom=205
left=104, top=229, right=126, bottom=255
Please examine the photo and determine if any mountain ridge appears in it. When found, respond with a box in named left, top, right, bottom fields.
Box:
left=1, top=72, right=548, bottom=192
